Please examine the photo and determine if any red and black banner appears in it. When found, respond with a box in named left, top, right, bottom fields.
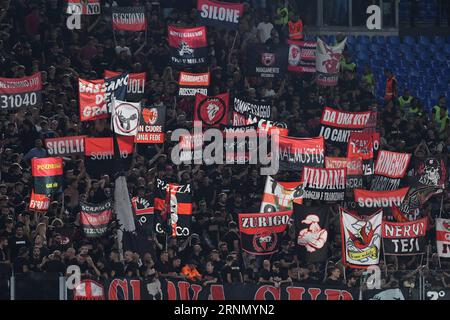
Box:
left=319, top=107, right=373, bottom=145
left=260, top=176, right=303, bottom=213
left=354, top=187, right=409, bottom=209
left=168, top=26, right=208, bottom=66
left=28, top=190, right=50, bottom=212
left=70, top=277, right=358, bottom=300
left=84, top=136, right=134, bottom=177
left=178, top=72, right=210, bottom=96
left=325, top=156, right=363, bottom=189
left=382, top=218, right=427, bottom=255
left=278, top=136, right=324, bottom=171
left=135, top=106, right=166, bottom=144
left=347, top=131, right=380, bottom=176
left=154, top=178, right=192, bottom=237
left=112, top=7, right=146, bottom=31
left=104, top=70, right=146, bottom=102
left=80, top=200, right=113, bottom=238
left=0, top=73, right=42, bottom=110
left=371, top=150, right=411, bottom=191
left=246, top=44, right=288, bottom=79
left=194, top=93, right=229, bottom=127
left=294, top=203, right=329, bottom=263
left=238, top=210, right=292, bottom=255
left=131, top=196, right=154, bottom=237
left=197, top=0, right=244, bottom=30
left=232, top=97, right=271, bottom=126
left=78, top=73, right=129, bottom=121
left=301, top=167, right=346, bottom=201
left=67, top=0, right=100, bottom=15
left=287, top=40, right=316, bottom=73
left=45, top=135, right=86, bottom=157
left=31, top=157, right=63, bottom=195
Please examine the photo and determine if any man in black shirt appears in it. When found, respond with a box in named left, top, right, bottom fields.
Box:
left=221, top=255, right=243, bottom=284
left=13, top=247, right=30, bottom=274
left=8, top=225, right=30, bottom=260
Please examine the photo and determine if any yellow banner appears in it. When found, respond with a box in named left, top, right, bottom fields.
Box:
left=348, top=246, right=378, bottom=261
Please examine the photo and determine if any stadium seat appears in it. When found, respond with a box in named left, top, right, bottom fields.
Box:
left=387, top=36, right=400, bottom=46
left=357, top=35, right=370, bottom=45
left=403, top=36, right=416, bottom=46
left=433, top=36, right=445, bottom=46
left=418, top=36, right=431, bottom=46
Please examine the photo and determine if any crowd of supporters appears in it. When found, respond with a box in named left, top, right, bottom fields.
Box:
left=0, top=0, right=450, bottom=299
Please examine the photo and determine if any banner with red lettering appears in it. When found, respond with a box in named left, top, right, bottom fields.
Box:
left=238, top=211, right=292, bottom=255
left=78, top=73, right=129, bottom=121
left=260, top=176, right=303, bottom=212
left=382, top=218, right=427, bottom=255
left=178, top=72, right=210, bottom=96
left=45, top=135, right=86, bottom=157
left=320, top=107, right=372, bottom=145
left=104, top=70, right=146, bottom=102
left=436, top=218, right=450, bottom=258
left=340, top=208, right=382, bottom=268
left=371, top=151, right=412, bottom=191
left=80, top=200, right=113, bottom=238
left=316, top=38, right=346, bottom=86
left=194, top=93, right=229, bottom=127
left=28, top=190, right=50, bottom=212
left=278, top=136, right=324, bottom=171
left=112, top=7, right=146, bottom=31
left=31, top=157, right=63, bottom=195
left=70, top=277, right=359, bottom=300
left=197, top=0, right=244, bottom=30
left=168, top=26, right=208, bottom=67
left=67, top=0, right=100, bottom=15
left=246, top=44, right=288, bottom=79
left=287, top=40, right=316, bottom=73
left=302, top=167, right=346, bottom=201
left=135, top=106, right=166, bottom=144
left=0, top=73, right=42, bottom=110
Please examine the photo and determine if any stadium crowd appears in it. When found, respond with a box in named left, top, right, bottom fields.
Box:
left=0, top=0, right=450, bottom=299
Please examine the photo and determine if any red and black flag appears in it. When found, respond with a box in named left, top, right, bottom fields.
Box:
left=319, top=107, right=373, bottom=145
left=238, top=210, right=292, bottom=255
left=260, top=176, right=303, bottom=213
left=31, top=157, right=63, bottom=195
left=135, top=105, right=166, bottom=144
left=278, top=136, right=325, bottom=171
left=382, top=218, right=427, bottom=255
left=67, top=0, right=101, bottom=15
left=104, top=70, right=146, bottom=102
left=197, top=0, right=244, bottom=30
left=301, top=167, right=346, bottom=202
left=78, top=73, right=129, bottom=121
left=246, top=44, right=288, bottom=79
left=84, top=136, right=134, bottom=178
left=347, top=131, right=380, bottom=176
left=112, top=6, right=146, bottom=31
left=354, top=187, right=409, bottom=209
left=178, top=71, right=210, bottom=96
left=287, top=40, right=316, bottom=73
left=154, top=178, right=192, bottom=237
left=371, top=150, right=411, bottom=191
left=168, top=26, right=208, bottom=67
left=80, top=200, right=113, bottom=238
left=132, top=196, right=154, bottom=237
left=194, top=93, right=229, bottom=127
left=0, top=73, right=42, bottom=110
left=28, top=190, right=50, bottom=212
left=294, top=203, right=329, bottom=262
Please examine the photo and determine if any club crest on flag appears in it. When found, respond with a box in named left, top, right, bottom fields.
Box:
left=261, top=53, right=276, bottom=66
left=112, top=100, right=141, bottom=136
